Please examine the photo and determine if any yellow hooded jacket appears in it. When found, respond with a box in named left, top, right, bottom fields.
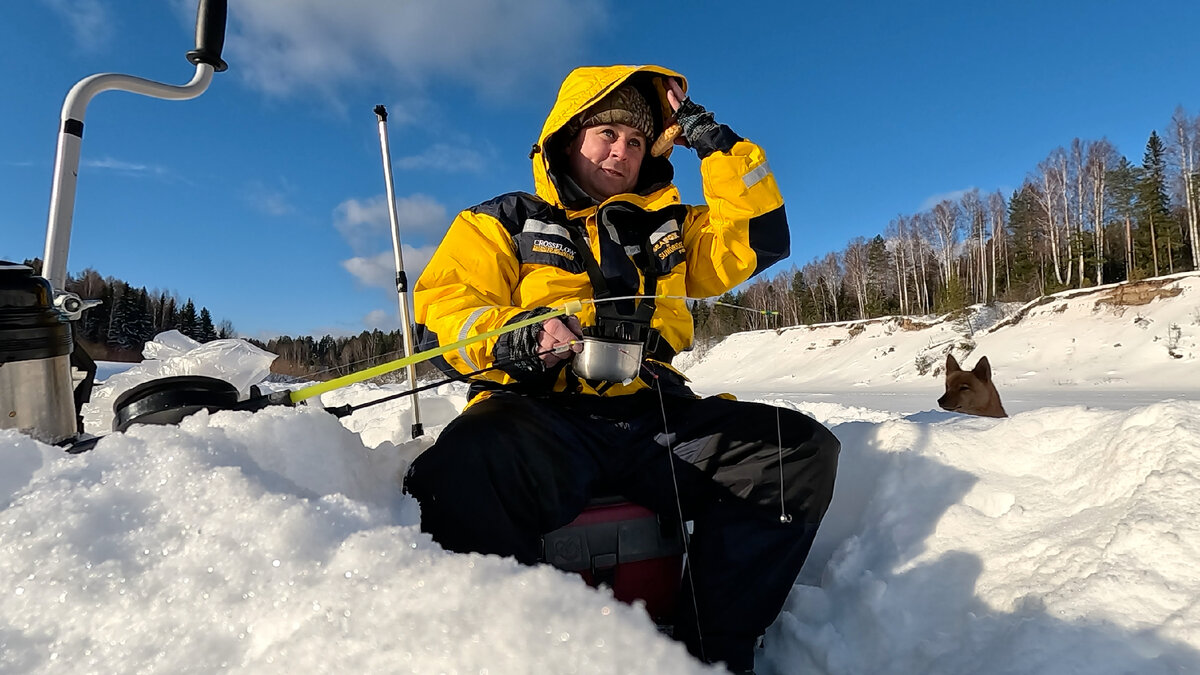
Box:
left=413, top=64, right=789, bottom=401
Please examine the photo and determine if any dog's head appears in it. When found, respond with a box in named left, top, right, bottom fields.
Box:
left=938, top=354, right=1007, bottom=417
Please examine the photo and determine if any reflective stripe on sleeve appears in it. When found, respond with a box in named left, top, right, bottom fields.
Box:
left=456, top=307, right=490, bottom=371
left=743, top=161, right=771, bottom=189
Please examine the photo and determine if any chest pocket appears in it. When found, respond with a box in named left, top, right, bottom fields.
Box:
left=513, top=218, right=586, bottom=274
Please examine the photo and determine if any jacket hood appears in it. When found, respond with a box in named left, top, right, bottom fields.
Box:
left=532, top=64, right=687, bottom=211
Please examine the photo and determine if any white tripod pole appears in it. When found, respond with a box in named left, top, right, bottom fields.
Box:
left=373, top=105, right=423, bottom=439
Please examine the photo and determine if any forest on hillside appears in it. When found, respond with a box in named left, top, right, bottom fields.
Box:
left=699, top=109, right=1200, bottom=338
left=34, top=106, right=1200, bottom=381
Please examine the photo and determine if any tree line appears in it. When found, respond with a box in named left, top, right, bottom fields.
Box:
left=22, top=259, right=233, bottom=361
left=692, top=105, right=1200, bottom=343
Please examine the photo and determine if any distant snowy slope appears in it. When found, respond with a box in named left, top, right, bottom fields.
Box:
left=682, top=273, right=1200, bottom=393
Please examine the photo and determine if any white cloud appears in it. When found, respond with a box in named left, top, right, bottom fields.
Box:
left=341, top=251, right=394, bottom=289
left=376, top=100, right=425, bottom=128
left=362, top=308, right=396, bottom=331
left=394, top=144, right=488, bottom=173
left=341, top=243, right=437, bottom=292
left=225, top=0, right=606, bottom=101
left=333, top=193, right=448, bottom=254
left=41, top=0, right=113, bottom=52
left=244, top=181, right=296, bottom=216
left=81, top=157, right=168, bottom=177
left=919, top=187, right=975, bottom=211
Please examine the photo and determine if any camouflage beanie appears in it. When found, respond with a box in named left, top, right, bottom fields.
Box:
left=569, top=84, right=656, bottom=141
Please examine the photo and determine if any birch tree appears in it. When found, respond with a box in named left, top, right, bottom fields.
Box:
left=931, top=199, right=960, bottom=288
left=842, top=237, right=870, bottom=320
left=1167, top=107, right=1200, bottom=270
left=801, top=261, right=830, bottom=323
left=886, top=216, right=911, bottom=314
left=1033, top=150, right=1067, bottom=285
left=960, top=189, right=986, bottom=302
left=987, top=190, right=1009, bottom=297
left=1069, top=139, right=1088, bottom=283
left=912, top=211, right=936, bottom=313
left=816, top=252, right=843, bottom=322
left=1083, top=139, right=1118, bottom=284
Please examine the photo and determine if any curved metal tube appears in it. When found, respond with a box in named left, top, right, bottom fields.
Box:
left=42, top=64, right=215, bottom=292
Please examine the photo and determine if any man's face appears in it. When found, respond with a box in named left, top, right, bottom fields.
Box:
left=566, top=123, right=646, bottom=201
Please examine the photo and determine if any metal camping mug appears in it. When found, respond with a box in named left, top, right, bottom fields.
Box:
left=572, top=335, right=643, bottom=383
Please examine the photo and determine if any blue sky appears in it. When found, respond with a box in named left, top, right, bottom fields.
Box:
left=3, top=0, right=1198, bottom=340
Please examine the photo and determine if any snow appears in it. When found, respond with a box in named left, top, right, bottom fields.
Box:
left=3, top=273, right=1200, bottom=674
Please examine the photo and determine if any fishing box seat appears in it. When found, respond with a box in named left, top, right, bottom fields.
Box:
left=541, top=495, right=686, bottom=624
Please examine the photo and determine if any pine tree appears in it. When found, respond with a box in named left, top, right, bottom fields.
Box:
left=131, top=287, right=155, bottom=347
left=1107, top=157, right=1140, bottom=280
left=108, top=285, right=144, bottom=351
left=155, top=292, right=177, bottom=335
left=1006, top=185, right=1047, bottom=295
left=789, top=269, right=820, bottom=325
left=1137, top=131, right=1174, bottom=277
left=197, top=308, right=217, bottom=342
left=866, top=235, right=892, bottom=316
left=106, top=281, right=131, bottom=348
left=77, top=272, right=110, bottom=344
left=177, top=299, right=199, bottom=339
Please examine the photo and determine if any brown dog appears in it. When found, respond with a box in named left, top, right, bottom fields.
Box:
left=938, top=354, right=1008, bottom=418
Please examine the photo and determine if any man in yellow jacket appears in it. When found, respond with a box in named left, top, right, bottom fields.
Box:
left=404, top=64, right=839, bottom=672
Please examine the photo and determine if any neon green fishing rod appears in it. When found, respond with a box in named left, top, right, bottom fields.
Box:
left=287, top=293, right=779, bottom=403
left=288, top=300, right=585, bottom=403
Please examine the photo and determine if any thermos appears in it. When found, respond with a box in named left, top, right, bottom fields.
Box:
left=0, top=262, right=78, bottom=444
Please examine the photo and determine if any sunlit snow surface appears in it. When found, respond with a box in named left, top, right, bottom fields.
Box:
left=3, top=274, right=1200, bottom=674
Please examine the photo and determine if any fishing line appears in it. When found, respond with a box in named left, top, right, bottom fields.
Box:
left=776, top=406, right=791, bottom=524
left=590, top=293, right=781, bottom=317
left=647, top=366, right=706, bottom=662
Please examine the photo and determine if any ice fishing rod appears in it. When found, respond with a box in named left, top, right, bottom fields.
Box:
left=284, top=293, right=779, bottom=403
left=103, top=292, right=772, bottom=443
left=373, top=104, right=423, bottom=438
left=285, top=300, right=585, bottom=403
left=321, top=342, right=583, bottom=418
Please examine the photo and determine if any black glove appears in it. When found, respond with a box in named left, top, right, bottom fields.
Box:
left=674, top=98, right=719, bottom=143
left=493, top=307, right=555, bottom=380
left=672, top=98, right=742, bottom=159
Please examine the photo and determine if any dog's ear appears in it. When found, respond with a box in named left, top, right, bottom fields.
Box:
left=945, top=353, right=961, bottom=373
left=972, top=356, right=992, bottom=383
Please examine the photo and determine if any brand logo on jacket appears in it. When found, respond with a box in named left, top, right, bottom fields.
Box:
left=531, top=239, right=576, bottom=262
left=653, top=231, right=685, bottom=262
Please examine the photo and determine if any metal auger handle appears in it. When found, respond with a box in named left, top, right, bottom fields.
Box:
left=42, top=0, right=229, bottom=294
left=186, top=0, right=229, bottom=72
